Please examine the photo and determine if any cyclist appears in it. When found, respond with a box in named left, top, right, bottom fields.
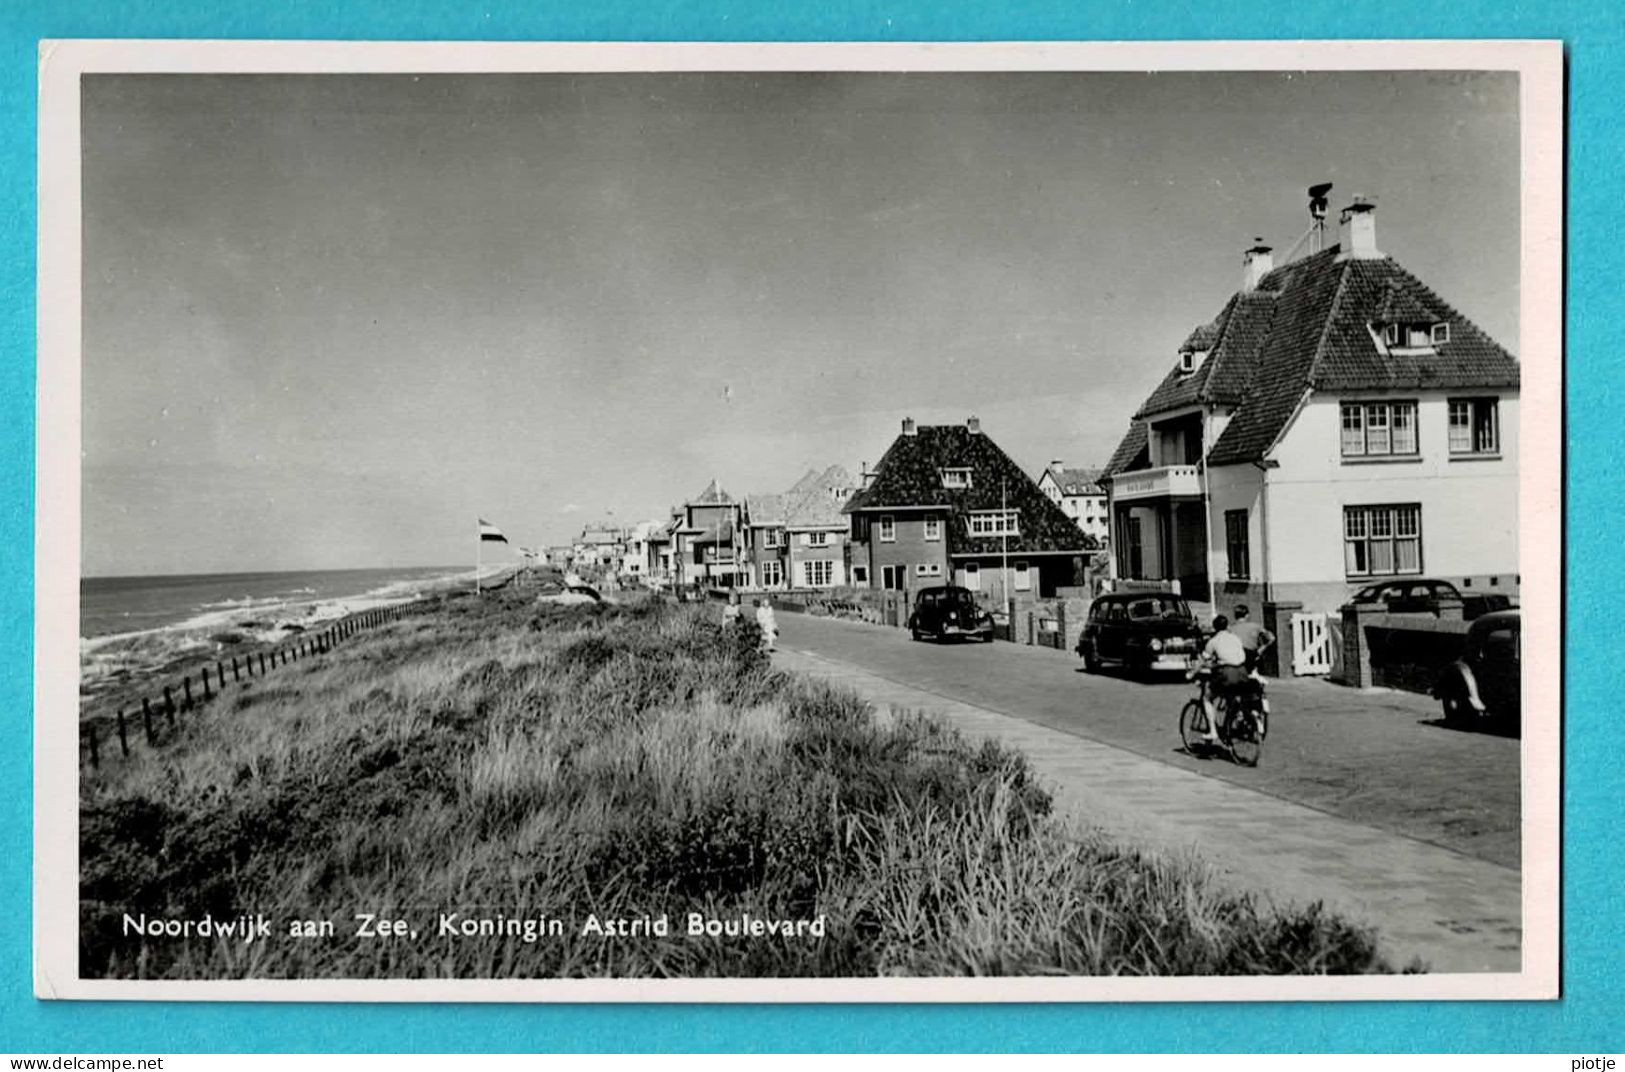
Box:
left=1192, top=614, right=1252, bottom=746
left=1229, top=604, right=1275, bottom=731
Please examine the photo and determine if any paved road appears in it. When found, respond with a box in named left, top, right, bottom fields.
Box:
left=776, top=612, right=1520, bottom=870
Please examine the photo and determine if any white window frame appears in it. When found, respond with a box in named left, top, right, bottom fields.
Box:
left=915, top=563, right=942, bottom=578
left=804, top=560, right=834, bottom=587
left=879, top=515, right=896, bottom=542
left=1431, top=322, right=1451, bottom=345
left=967, top=510, right=1020, bottom=537
left=1449, top=398, right=1500, bottom=456
left=1384, top=323, right=1400, bottom=346
left=851, top=565, right=869, bottom=586
left=761, top=528, right=783, bottom=549
left=923, top=517, right=942, bottom=542
left=805, top=530, right=831, bottom=548
left=1340, top=401, right=1418, bottom=458
left=939, top=468, right=974, bottom=489
left=759, top=560, right=784, bottom=588
left=1344, top=504, right=1423, bottom=578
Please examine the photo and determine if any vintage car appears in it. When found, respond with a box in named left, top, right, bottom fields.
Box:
left=1433, top=609, right=1521, bottom=727
left=1076, top=592, right=1203, bottom=676
left=907, top=585, right=995, bottom=643
left=1351, top=577, right=1513, bottom=620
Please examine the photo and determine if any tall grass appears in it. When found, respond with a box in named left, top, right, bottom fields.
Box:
left=80, top=591, right=1392, bottom=978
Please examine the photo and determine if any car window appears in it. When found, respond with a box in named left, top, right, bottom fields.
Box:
left=1483, top=627, right=1517, bottom=661
left=1127, top=599, right=1160, bottom=621
left=1105, top=603, right=1125, bottom=623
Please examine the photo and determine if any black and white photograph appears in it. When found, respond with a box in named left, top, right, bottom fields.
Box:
left=35, top=40, right=1562, bottom=1001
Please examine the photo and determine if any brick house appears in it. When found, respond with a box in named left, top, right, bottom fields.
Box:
left=844, top=417, right=1090, bottom=603
left=741, top=465, right=855, bottom=590
left=672, top=480, right=743, bottom=590
left=1100, top=194, right=1519, bottom=622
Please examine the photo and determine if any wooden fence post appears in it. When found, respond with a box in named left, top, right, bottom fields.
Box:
left=85, top=724, right=99, bottom=769
left=141, top=697, right=155, bottom=743
left=217, top=660, right=225, bottom=687
left=116, top=707, right=129, bottom=757
left=202, top=667, right=212, bottom=699
left=259, top=653, right=267, bottom=676
left=163, top=685, right=176, bottom=727
left=183, top=676, right=194, bottom=709
left=232, top=656, right=241, bottom=682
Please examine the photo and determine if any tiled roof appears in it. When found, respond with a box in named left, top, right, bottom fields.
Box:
left=1372, top=281, right=1440, bottom=325
left=1180, top=321, right=1221, bottom=352
left=1048, top=466, right=1106, bottom=496
left=1101, top=422, right=1150, bottom=477
left=687, top=479, right=734, bottom=506
left=1134, top=288, right=1283, bottom=419
left=844, top=424, right=1090, bottom=555
left=1204, top=248, right=1519, bottom=464
left=743, top=493, right=787, bottom=526
left=784, top=464, right=855, bottom=528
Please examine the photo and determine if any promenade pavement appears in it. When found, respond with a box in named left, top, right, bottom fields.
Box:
left=772, top=614, right=1523, bottom=974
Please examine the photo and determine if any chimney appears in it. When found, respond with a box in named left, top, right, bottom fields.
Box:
left=967, top=415, right=982, bottom=435
left=901, top=417, right=917, bottom=437
left=1049, top=458, right=1065, bottom=472
left=859, top=461, right=874, bottom=488
left=1242, top=237, right=1273, bottom=291
left=1337, top=194, right=1381, bottom=260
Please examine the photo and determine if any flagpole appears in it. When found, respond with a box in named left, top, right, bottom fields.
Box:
left=476, top=520, right=482, bottom=597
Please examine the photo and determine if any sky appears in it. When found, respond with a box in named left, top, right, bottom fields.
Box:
left=81, top=70, right=1520, bottom=576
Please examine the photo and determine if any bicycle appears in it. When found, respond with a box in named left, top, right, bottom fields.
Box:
left=1179, top=665, right=1265, bottom=767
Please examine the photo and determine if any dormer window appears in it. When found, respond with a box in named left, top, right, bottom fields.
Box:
left=1179, top=349, right=1207, bottom=376
left=1431, top=323, right=1450, bottom=345
left=940, top=467, right=973, bottom=489
left=1383, top=323, right=1400, bottom=346
left=1379, top=320, right=1448, bottom=353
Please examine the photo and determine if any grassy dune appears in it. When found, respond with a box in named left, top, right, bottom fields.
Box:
left=80, top=591, right=1392, bottom=978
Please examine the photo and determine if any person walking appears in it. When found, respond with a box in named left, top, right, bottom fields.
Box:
left=722, top=591, right=742, bottom=628
left=754, top=597, right=779, bottom=653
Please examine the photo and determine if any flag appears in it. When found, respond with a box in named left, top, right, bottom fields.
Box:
left=478, top=518, right=508, bottom=544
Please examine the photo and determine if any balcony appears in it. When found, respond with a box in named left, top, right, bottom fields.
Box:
left=1110, top=465, right=1203, bottom=502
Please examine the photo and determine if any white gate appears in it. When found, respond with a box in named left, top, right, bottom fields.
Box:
left=1291, top=612, right=1334, bottom=676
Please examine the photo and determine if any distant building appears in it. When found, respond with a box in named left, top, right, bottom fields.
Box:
left=844, top=417, right=1091, bottom=603
left=1100, top=194, right=1519, bottom=617
left=1037, top=463, right=1109, bottom=547
left=572, top=523, right=625, bottom=570
left=672, top=480, right=742, bottom=589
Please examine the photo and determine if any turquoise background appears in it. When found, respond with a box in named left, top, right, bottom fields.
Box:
left=0, top=0, right=1609, bottom=1054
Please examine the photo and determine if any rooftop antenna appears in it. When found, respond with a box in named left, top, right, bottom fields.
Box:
left=1282, top=182, right=1333, bottom=262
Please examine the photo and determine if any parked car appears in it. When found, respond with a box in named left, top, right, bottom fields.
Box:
left=907, top=585, right=994, bottom=643
left=1350, top=577, right=1513, bottom=620
left=1432, top=609, right=1521, bottom=727
left=537, top=583, right=603, bottom=606
left=1076, top=592, right=1202, bottom=676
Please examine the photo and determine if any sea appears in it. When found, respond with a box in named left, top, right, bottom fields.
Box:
left=81, top=566, right=471, bottom=639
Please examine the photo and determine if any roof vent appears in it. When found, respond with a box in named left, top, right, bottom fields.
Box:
left=967, top=415, right=982, bottom=434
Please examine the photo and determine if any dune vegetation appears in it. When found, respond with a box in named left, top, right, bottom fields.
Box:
left=79, top=588, right=1393, bottom=978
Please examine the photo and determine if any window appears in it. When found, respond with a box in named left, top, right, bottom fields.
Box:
left=879, top=515, right=896, bottom=542
left=760, top=560, right=783, bottom=587
left=1431, top=322, right=1451, bottom=345
left=1224, top=509, right=1250, bottom=580
left=804, top=531, right=831, bottom=547
left=923, top=517, right=942, bottom=542
left=967, top=510, right=1020, bottom=537
left=1449, top=398, right=1500, bottom=455
left=1384, top=323, right=1400, bottom=346
left=1340, top=401, right=1418, bottom=458
left=915, top=563, right=942, bottom=578
left=880, top=564, right=901, bottom=590
left=1344, top=504, right=1422, bottom=577
left=804, top=560, right=834, bottom=587
left=852, top=565, right=868, bottom=586
left=1179, top=350, right=1197, bottom=374
left=1014, top=561, right=1032, bottom=592
left=962, top=562, right=981, bottom=590
left=762, top=528, right=782, bottom=548
left=939, top=468, right=973, bottom=489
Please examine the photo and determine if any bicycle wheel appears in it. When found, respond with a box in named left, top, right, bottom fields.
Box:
left=1227, top=708, right=1263, bottom=767
left=1179, top=698, right=1207, bottom=754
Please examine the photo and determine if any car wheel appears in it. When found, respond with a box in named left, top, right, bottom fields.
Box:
left=910, top=626, right=923, bottom=642
left=1081, top=643, right=1101, bottom=672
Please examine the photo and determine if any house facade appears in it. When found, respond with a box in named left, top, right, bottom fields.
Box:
left=1100, top=195, right=1520, bottom=620
left=740, top=465, right=856, bottom=590
left=672, top=480, right=743, bottom=590
left=1037, top=464, right=1109, bottom=547
left=845, top=417, right=1091, bottom=604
